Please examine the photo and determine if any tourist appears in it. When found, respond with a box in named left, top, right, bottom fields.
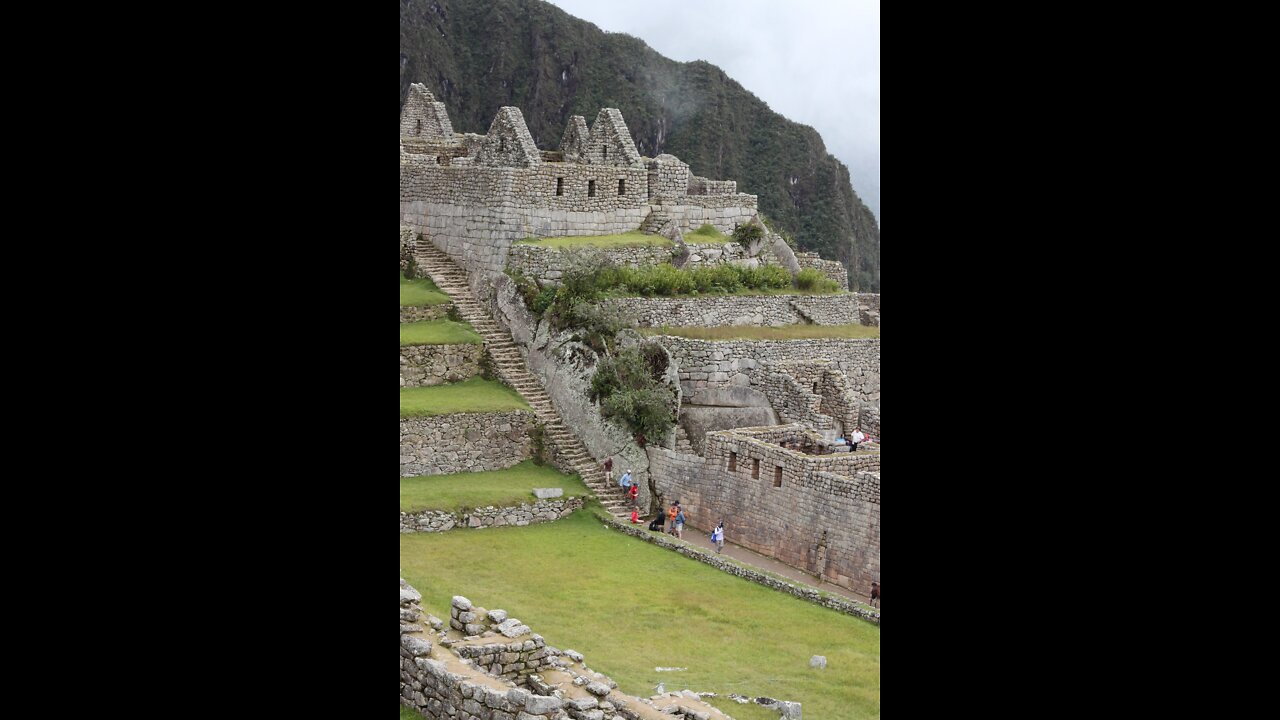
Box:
left=851, top=427, right=867, bottom=451
left=628, top=482, right=639, bottom=507
left=630, top=508, right=640, bottom=524
left=620, top=469, right=633, bottom=492
left=667, top=502, right=679, bottom=534
left=675, top=505, right=687, bottom=539
left=604, top=457, right=614, bottom=484
left=870, top=581, right=880, bottom=609
left=711, top=521, right=725, bottom=553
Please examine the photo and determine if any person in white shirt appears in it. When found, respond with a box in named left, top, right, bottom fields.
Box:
left=851, top=428, right=867, bottom=451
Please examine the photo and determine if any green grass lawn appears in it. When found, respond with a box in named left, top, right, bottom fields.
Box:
left=400, top=511, right=880, bottom=719
left=401, top=273, right=451, bottom=307
left=639, top=324, right=880, bottom=340
left=515, top=231, right=674, bottom=249
left=399, top=320, right=484, bottom=347
left=399, top=378, right=531, bottom=418
left=684, top=224, right=731, bottom=244
left=399, top=707, right=423, bottom=719
left=400, top=460, right=591, bottom=513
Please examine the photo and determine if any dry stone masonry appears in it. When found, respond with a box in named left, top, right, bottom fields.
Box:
left=400, top=344, right=485, bottom=388
left=402, top=90, right=759, bottom=279
left=655, top=337, right=880, bottom=400
left=648, top=424, right=880, bottom=595
left=400, top=497, right=585, bottom=534
left=401, top=580, right=736, bottom=720
left=400, top=411, right=533, bottom=477
left=614, top=294, right=862, bottom=328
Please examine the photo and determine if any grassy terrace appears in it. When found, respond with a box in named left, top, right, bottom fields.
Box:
left=400, top=460, right=591, bottom=513
left=684, top=223, right=730, bottom=243
left=400, top=273, right=450, bottom=307
left=401, top=511, right=880, bottom=719
left=399, top=378, right=530, bottom=418
left=639, top=323, right=881, bottom=340
left=399, top=319, right=483, bottom=347
left=515, top=231, right=673, bottom=249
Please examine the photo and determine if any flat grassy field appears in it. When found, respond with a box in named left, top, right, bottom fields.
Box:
left=400, top=460, right=591, bottom=513
left=399, top=378, right=531, bottom=418
left=399, top=319, right=483, bottom=347
left=400, top=511, right=880, bottom=719
left=639, top=324, right=880, bottom=341
left=515, top=231, right=673, bottom=249
left=400, top=273, right=451, bottom=307
left=399, top=707, right=422, bottom=719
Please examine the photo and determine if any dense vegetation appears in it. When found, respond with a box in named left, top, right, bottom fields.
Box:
left=589, top=343, right=677, bottom=443
left=400, top=0, right=880, bottom=291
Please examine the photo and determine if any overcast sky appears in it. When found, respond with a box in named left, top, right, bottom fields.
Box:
left=544, top=0, right=880, bottom=223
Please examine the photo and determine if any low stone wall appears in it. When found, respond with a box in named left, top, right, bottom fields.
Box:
left=400, top=497, right=584, bottom=533
left=613, top=294, right=861, bottom=328
left=400, top=304, right=452, bottom=323
left=656, top=336, right=880, bottom=401
left=598, top=514, right=881, bottom=626
left=507, top=243, right=675, bottom=284
left=400, top=411, right=533, bottom=477
left=796, top=252, right=850, bottom=291
left=400, top=344, right=485, bottom=388
left=401, top=580, right=737, bottom=720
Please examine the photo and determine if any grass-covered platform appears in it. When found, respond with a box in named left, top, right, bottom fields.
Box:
left=400, top=272, right=450, bottom=307
left=399, top=378, right=531, bottom=418
left=400, top=511, right=880, bottom=719
left=399, top=460, right=590, bottom=513
left=399, top=319, right=483, bottom=347
left=640, top=324, right=880, bottom=340
left=684, top=223, right=731, bottom=244
left=515, top=231, right=673, bottom=249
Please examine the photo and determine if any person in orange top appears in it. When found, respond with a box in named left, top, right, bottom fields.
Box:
left=667, top=502, right=679, bottom=535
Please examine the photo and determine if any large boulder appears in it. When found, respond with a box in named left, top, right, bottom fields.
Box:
left=679, top=406, right=779, bottom=454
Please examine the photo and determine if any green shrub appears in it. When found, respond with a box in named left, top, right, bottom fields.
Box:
left=732, top=222, right=764, bottom=246
left=755, top=264, right=793, bottom=289
left=794, top=268, right=840, bottom=292
left=590, top=344, right=676, bottom=442
left=532, top=287, right=557, bottom=315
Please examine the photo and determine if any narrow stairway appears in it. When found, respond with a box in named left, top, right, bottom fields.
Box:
left=415, top=242, right=636, bottom=518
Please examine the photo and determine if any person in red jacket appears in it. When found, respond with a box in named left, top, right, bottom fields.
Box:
left=628, top=483, right=639, bottom=507
left=630, top=508, right=640, bottom=524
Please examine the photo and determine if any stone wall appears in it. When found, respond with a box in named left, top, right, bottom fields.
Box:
left=400, top=411, right=533, bottom=477
left=400, top=584, right=567, bottom=720
left=401, top=580, right=735, bottom=720
left=796, top=252, right=850, bottom=291
left=655, top=336, right=880, bottom=401
left=400, top=344, right=485, bottom=388
left=647, top=425, right=880, bottom=595
left=400, top=304, right=452, bottom=323
left=400, top=497, right=585, bottom=533
left=507, top=243, right=675, bottom=284
left=616, top=294, right=861, bottom=328
left=760, top=362, right=861, bottom=433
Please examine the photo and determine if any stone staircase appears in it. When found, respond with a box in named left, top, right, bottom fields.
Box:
left=414, top=242, right=635, bottom=518
left=639, top=207, right=673, bottom=235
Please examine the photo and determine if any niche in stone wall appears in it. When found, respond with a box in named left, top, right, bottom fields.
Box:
left=618, top=178, right=626, bottom=195
left=729, top=451, right=737, bottom=471
left=774, top=466, right=784, bottom=487
left=752, top=458, right=760, bottom=480
left=588, top=180, right=596, bottom=197
left=556, top=177, right=564, bottom=196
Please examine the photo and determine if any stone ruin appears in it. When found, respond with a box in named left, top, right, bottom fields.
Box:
left=401, top=579, right=740, bottom=720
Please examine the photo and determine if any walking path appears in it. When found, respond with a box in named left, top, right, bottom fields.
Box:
left=633, top=516, right=875, bottom=608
